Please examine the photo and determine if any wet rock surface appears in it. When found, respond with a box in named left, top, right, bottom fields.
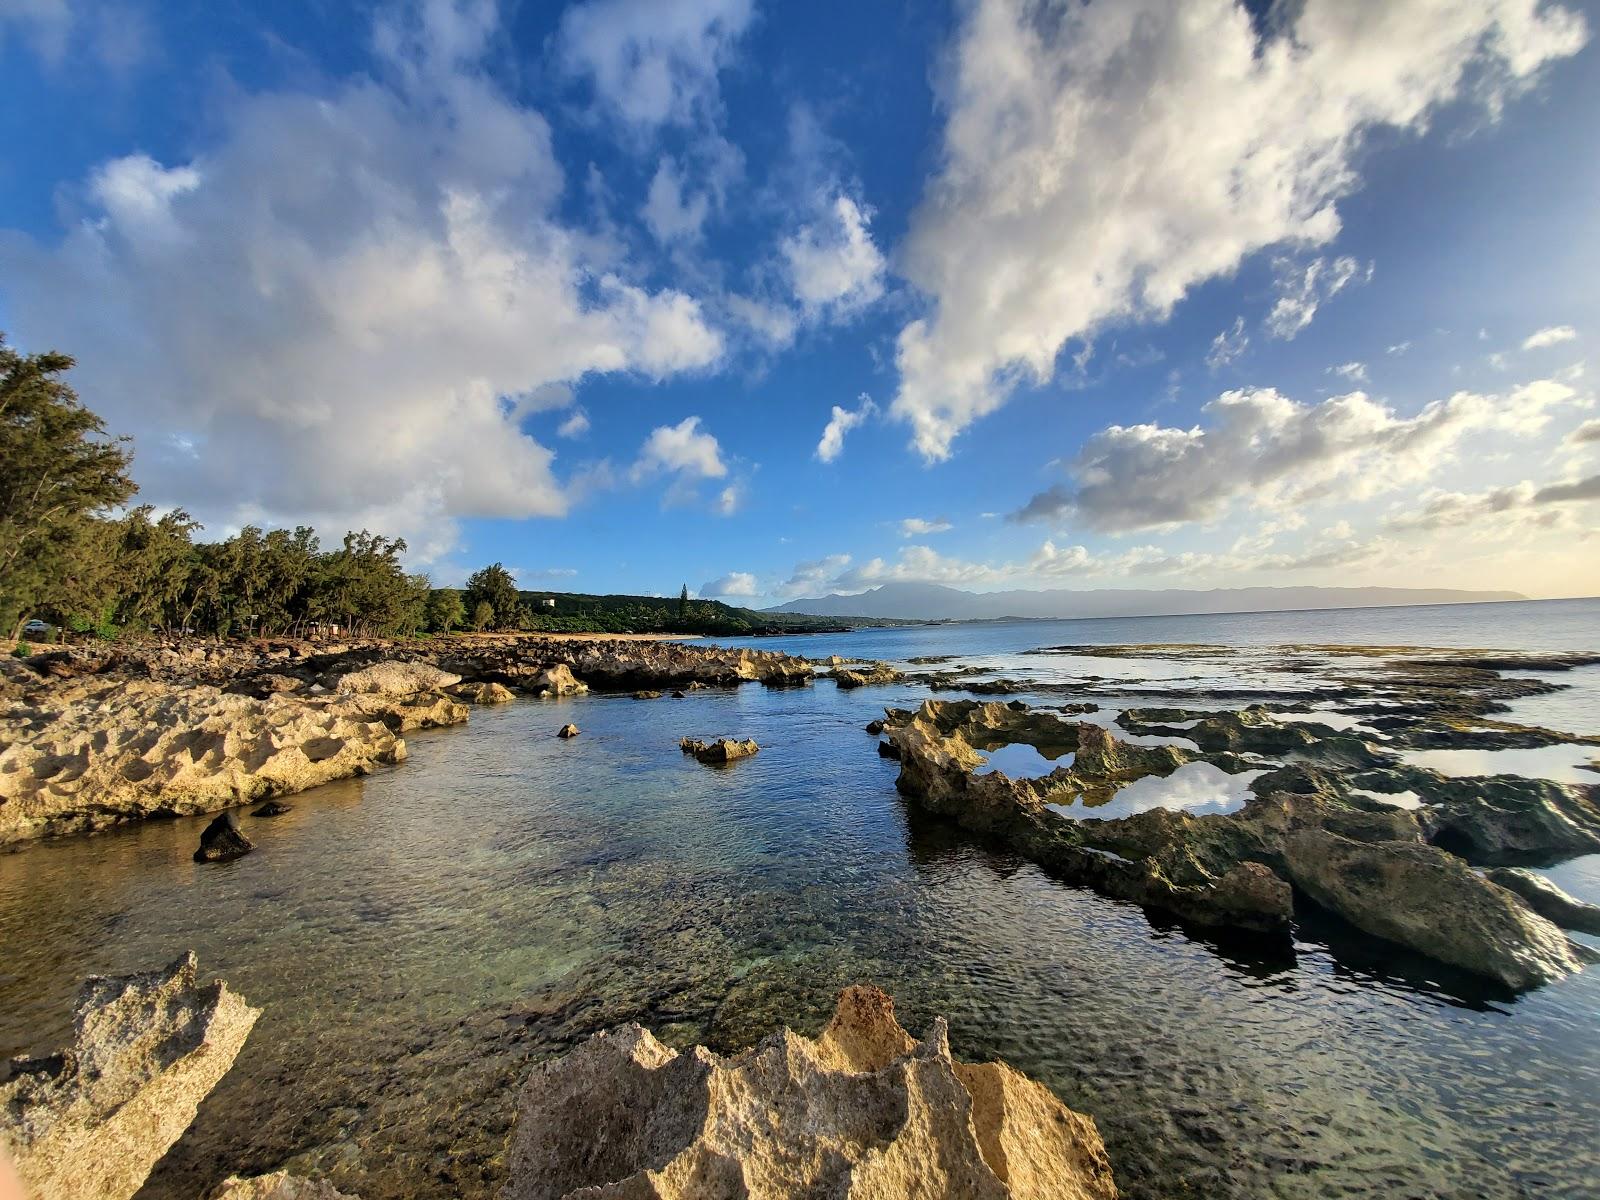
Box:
left=195, top=811, right=254, bottom=863
left=1484, top=866, right=1600, bottom=935
left=882, top=686, right=1599, bottom=985
left=680, top=736, right=760, bottom=764
left=0, top=953, right=258, bottom=1200
left=1281, top=831, right=1585, bottom=989
left=503, top=984, right=1118, bottom=1200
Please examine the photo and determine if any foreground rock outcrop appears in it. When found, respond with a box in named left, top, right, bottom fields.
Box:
left=503, top=984, right=1118, bottom=1200
left=0, top=953, right=259, bottom=1200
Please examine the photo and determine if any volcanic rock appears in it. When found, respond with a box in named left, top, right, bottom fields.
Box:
left=194, top=811, right=253, bottom=863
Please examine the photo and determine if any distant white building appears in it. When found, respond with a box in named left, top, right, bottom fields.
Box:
left=540, top=597, right=556, bottom=609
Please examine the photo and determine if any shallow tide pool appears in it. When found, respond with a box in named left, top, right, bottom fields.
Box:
left=3, top=660, right=1599, bottom=1200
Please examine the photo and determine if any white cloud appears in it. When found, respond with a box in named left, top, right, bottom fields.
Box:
left=556, top=0, right=754, bottom=131
left=831, top=545, right=1005, bottom=591
left=1522, top=324, right=1578, bottom=350
left=899, top=517, right=952, bottom=537
left=1328, top=360, right=1369, bottom=384
left=0, top=1, right=726, bottom=560
left=633, top=415, right=727, bottom=480
left=1571, top=419, right=1600, bottom=445
left=641, top=156, right=710, bottom=243
left=1206, top=317, right=1249, bottom=371
left=774, top=553, right=852, bottom=598
left=715, top=482, right=743, bottom=515
left=557, top=408, right=591, bottom=438
left=781, top=194, right=886, bottom=320
left=815, top=393, right=876, bottom=462
left=0, top=0, right=149, bottom=71
left=1010, top=378, right=1583, bottom=533
left=889, top=0, right=1587, bottom=460
left=1266, top=256, right=1371, bottom=340
left=1387, top=341, right=1412, bottom=356
left=700, top=570, right=758, bottom=597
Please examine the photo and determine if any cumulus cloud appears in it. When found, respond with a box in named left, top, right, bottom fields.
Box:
left=899, top=517, right=952, bottom=537
left=557, top=408, right=591, bottom=438
left=774, top=553, right=852, bottom=598
left=700, top=570, right=758, bottom=597
left=0, top=0, right=725, bottom=560
left=556, top=0, right=754, bottom=131
left=815, top=393, right=876, bottom=462
left=633, top=415, right=727, bottom=480
left=889, top=0, right=1587, bottom=459
left=1571, top=419, right=1600, bottom=444
left=1266, top=256, right=1371, bottom=340
left=781, top=194, right=886, bottom=320
left=1522, top=324, right=1578, bottom=350
left=1010, top=378, right=1583, bottom=533
left=831, top=545, right=1004, bottom=591
left=1328, top=361, right=1369, bottom=384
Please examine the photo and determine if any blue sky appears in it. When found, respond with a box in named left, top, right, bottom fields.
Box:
left=2, top=0, right=1597, bottom=604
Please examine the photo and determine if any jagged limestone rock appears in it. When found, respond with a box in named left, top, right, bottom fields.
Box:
left=502, top=985, right=1118, bottom=1200
left=446, top=681, right=517, bottom=705
left=209, top=1171, right=358, bottom=1200
left=0, top=681, right=418, bottom=843
left=0, top=953, right=259, bottom=1200
left=333, top=661, right=461, bottom=696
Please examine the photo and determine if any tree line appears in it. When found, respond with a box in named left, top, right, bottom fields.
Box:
left=0, top=332, right=857, bottom=642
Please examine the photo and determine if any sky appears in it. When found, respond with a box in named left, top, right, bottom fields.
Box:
left=1, top=0, right=1597, bottom=606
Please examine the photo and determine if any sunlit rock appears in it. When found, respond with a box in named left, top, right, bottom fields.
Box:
left=0, top=953, right=258, bottom=1200
left=502, top=985, right=1118, bottom=1200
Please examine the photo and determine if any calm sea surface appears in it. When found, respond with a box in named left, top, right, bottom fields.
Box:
left=2, top=598, right=1598, bottom=1200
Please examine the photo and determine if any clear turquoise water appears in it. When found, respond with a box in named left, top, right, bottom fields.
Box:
left=1, top=602, right=1597, bottom=1200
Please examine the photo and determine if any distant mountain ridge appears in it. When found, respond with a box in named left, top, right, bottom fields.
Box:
left=764, top=582, right=1528, bottom=622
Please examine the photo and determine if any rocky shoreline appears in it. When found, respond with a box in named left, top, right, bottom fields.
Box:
left=2, top=960, right=1116, bottom=1200
left=878, top=684, right=1600, bottom=991
left=0, top=635, right=814, bottom=844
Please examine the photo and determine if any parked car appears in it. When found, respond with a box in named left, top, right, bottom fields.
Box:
left=21, top=619, right=50, bottom=636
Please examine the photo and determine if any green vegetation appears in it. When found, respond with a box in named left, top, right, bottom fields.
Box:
left=0, top=332, right=901, bottom=642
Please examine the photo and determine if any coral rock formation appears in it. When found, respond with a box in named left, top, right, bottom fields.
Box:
left=0, top=953, right=259, bottom=1200
left=502, top=985, right=1118, bottom=1200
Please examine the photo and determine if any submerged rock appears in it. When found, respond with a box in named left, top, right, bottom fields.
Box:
left=0, top=953, right=259, bottom=1200
left=250, top=800, right=293, bottom=818
left=209, top=1172, right=357, bottom=1200
left=502, top=984, right=1118, bottom=1200
left=632, top=690, right=662, bottom=700
left=1485, top=867, right=1600, bottom=935
left=556, top=724, right=580, bottom=739
left=194, top=811, right=253, bottom=863
left=680, top=736, right=760, bottom=764
left=1283, top=830, right=1584, bottom=990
